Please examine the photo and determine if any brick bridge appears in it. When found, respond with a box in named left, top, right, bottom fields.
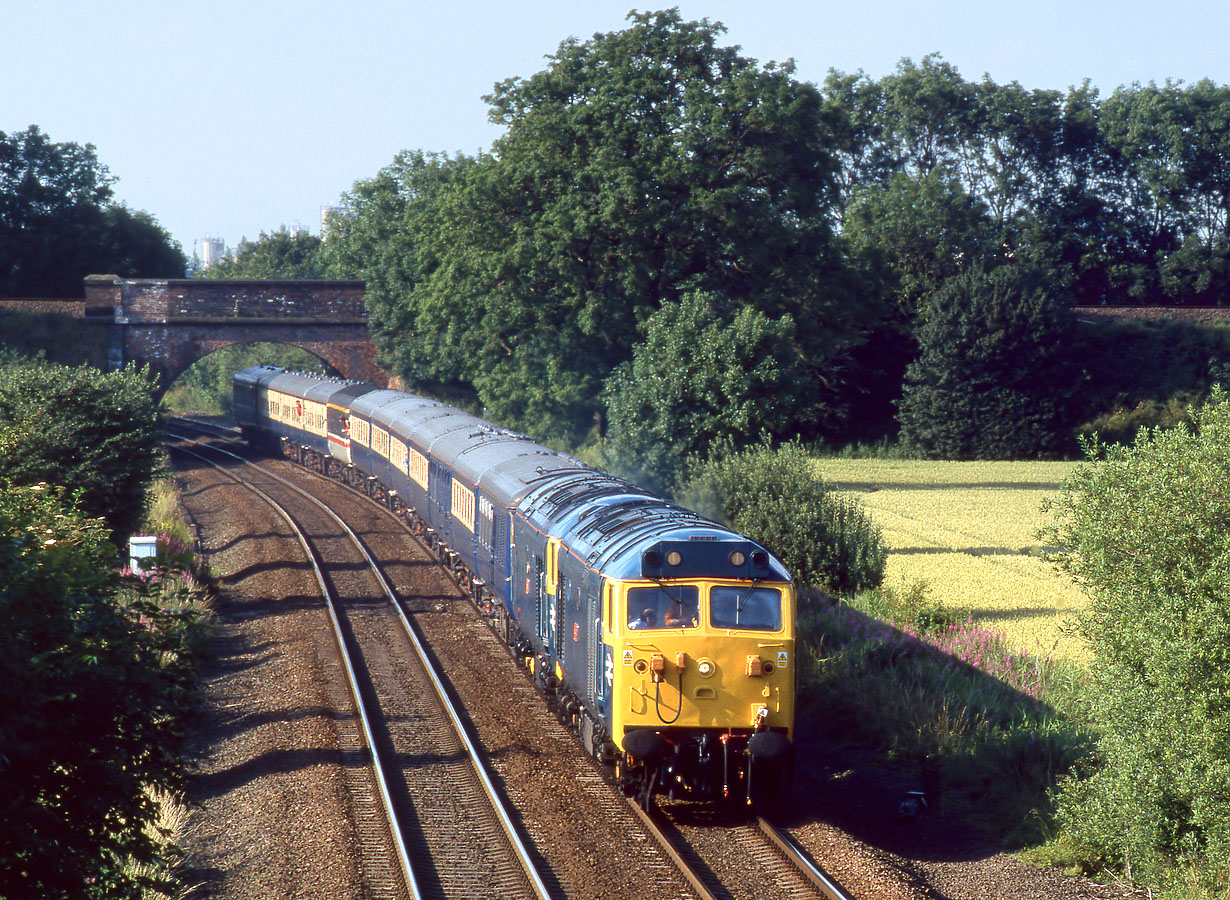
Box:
left=72, top=276, right=389, bottom=392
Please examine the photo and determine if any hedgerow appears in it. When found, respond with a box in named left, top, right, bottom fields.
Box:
left=1042, top=387, right=1230, bottom=894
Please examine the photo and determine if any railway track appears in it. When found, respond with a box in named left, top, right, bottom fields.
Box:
left=626, top=798, right=855, bottom=900
left=169, top=417, right=863, bottom=899
left=168, top=430, right=551, bottom=900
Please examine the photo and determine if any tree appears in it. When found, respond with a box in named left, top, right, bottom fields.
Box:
left=1012, top=82, right=1128, bottom=306
left=1099, top=80, right=1230, bottom=304
left=0, top=126, right=185, bottom=296
left=603, top=291, right=802, bottom=491
left=97, top=205, right=187, bottom=280
left=0, top=360, right=162, bottom=538
left=354, top=11, right=863, bottom=442
left=819, top=69, right=895, bottom=225
left=842, top=169, right=997, bottom=318
left=319, top=150, right=486, bottom=409
left=896, top=263, right=1077, bottom=459
left=1043, top=390, right=1230, bottom=890
left=877, top=54, right=978, bottom=177
left=204, top=227, right=326, bottom=279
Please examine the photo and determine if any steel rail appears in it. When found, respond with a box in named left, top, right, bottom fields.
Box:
left=622, top=798, right=723, bottom=900
left=170, top=432, right=553, bottom=900
left=172, top=441, right=424, bottom=900
left=756, top=816, right=854, bottom=900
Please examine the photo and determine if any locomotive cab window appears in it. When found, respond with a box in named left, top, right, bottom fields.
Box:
left=627, top=585, right=698, bottom=630
left=710, top=585, right=782, bottom=631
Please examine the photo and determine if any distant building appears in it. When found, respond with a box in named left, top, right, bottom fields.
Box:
left=200, top=236, right=227, bottom=269
left=320, top=206, right=345, bottom=241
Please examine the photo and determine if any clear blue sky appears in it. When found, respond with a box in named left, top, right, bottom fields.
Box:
left=7, top=0, right=1230, bottom=259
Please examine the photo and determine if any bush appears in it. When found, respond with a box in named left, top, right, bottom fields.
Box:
left=679, top=443, right=886, bottom=595
left=0, top=477, right=202, bottom=899
left=1042, top=387, right=1230, bottom=891
left=1075, top=393, right=1201, bottom=446
left=0, top=359, right=162, bottom=538
left=852, top=580, right=960, bottom=635
left=1069, top=316, right=1230, bottom=443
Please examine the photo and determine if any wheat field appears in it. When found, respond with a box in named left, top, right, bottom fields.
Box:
left=816, top=459, right=1089, bottom=661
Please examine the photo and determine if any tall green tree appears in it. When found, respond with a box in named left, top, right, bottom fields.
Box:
left=1012, top=82, right=1128, bottom=306
left=819, top=69, right=894, bottom=225
left=842, top=169, right=997, bottom=318
left=354, top=11, right=863, bottom=442
left=877, top=54, right=979, bottom=177
left=0, top=126, right=185, bottom=296
left=603, top=291, right=802, bottom=491
left=1101, top=79, right=1230, bottom=304
left=320, top=150, right=486, bottom=408
left=897, top=263, right=1077, bottom=458
left=1043, top=390, right=1230, bottom=891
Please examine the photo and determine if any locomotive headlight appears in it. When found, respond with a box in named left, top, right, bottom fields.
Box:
left=665, top=550, right=683, bottom=566
left=696, top=657, right=716, bottom=678
left=728, top=550, right=746, bottom=567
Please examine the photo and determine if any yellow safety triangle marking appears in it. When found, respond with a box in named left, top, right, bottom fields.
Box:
left=777, top=651, right=788, bottom=666
left=623, top=649, right=634, bottom=666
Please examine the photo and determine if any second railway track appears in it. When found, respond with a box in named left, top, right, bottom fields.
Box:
left=169, top=431, right=551, bottom=900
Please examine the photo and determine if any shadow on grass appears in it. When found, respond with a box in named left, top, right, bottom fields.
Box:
left=783, top=594, right=1092, bottom=862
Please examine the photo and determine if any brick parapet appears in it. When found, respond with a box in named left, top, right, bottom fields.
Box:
left=84, top=276, right=367, bottom=321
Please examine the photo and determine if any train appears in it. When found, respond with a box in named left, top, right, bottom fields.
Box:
left=233, top=365, right=796, bottom=807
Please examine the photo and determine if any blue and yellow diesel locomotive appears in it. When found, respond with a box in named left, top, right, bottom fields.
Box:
left=234, top=365, right=796, bottom=806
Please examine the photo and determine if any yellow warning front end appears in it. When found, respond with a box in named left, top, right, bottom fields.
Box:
left=606, top=578, right=795, bottom=805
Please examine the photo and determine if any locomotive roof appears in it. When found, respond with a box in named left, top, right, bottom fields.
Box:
left=241, top=367, right=791, bottom=583
left=519, top=469, right=791, bottom=582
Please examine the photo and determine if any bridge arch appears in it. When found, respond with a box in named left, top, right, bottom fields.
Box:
left=84, top=276, right=388, bottom=394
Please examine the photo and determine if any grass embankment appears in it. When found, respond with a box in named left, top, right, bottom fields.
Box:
left=796, top=459, right=1093, bottom=847
left=798, top=589, right=1091, bottom=845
